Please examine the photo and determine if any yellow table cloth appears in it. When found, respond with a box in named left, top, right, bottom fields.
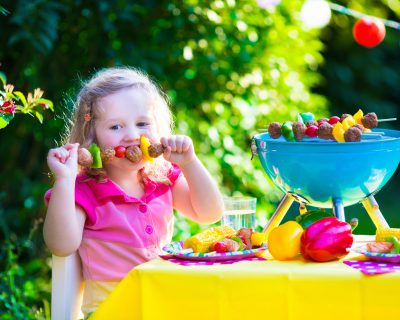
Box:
left=91, top=245, right=400, bottom=320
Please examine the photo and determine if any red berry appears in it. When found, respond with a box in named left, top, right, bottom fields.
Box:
left=213, top=241, right=227, bottom=253
left=305, top=125, right=318, bottom=138
left=114, top=146, right=126, bottom=158
left=328, top=116, right=340, bottom=125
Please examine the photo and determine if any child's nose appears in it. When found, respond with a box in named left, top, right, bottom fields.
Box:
left=124, top=126, right=141, bottom=141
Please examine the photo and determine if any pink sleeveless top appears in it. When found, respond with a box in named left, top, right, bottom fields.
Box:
left=45, top=164, right=181, bottom=314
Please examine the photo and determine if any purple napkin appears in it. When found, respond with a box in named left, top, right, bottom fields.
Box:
left=343, top=260, right=400, bottom=275
left=160, top=255, right=266, bottom=266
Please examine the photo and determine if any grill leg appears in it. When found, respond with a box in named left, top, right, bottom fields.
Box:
left=263, top=193, right=294, bottom=238
left=332, top=198, right=345, bottom=221
left=361, top=195, right=389, bottom=229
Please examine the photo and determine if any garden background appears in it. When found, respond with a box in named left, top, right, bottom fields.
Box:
left=0, top=0, right=399, bottom=318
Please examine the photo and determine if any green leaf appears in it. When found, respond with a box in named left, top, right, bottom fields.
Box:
left=35, top=98, right=54, bottom=112
left=0, top=5, right=9, bottom=16
left=13, top=91, right=27, bottom=108
left=34, top=111, right=43, bottom=123
left=0, top=71, right=6, bottom=86
left=0, top=117, right=9, bottom=129
left=0, top=113, right=14, bottom=129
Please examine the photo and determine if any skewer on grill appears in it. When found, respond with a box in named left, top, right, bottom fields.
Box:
left=263, top=121, right=382, bottom=142
left=261, top=111, right=397, bottom=142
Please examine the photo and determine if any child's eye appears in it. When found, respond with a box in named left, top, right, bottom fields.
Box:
left=110, top=124, right=122, bottom=130
left=137, top=122, right=150, bottom=127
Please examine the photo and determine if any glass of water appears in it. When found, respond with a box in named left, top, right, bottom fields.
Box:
left=221, top=197, right=257, bottom=230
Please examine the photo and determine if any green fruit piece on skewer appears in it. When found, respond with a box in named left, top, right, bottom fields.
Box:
left=281, top=121, right=295, bottom=141
left=89, top=143, right=103, bottom=169
left=298, top=112, right=315, bottom=123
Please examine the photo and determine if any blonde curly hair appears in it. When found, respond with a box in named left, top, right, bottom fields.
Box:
left=65, top=67, right=174, bottom=183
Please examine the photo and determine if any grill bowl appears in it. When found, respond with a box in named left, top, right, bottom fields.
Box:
left=254, top=129, right=400, bottom=208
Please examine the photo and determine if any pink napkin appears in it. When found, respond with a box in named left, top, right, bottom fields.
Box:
left=160, top=255, right=266, bottom=266
left=343, top=260, right=400, bottom=275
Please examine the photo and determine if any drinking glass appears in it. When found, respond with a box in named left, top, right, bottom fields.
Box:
left=221, top=197, right=257, bottom=230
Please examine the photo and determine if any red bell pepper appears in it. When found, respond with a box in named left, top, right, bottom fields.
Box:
left=300, top=217, right=353, bottom=262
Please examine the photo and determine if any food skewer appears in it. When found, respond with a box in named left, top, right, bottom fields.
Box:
left=263, top=109, right=396, bottom=143
left=77, top=135, right=165, bottom=169
left=183, top=225, right=266, bottom=253
left=256, top=128, right=385, bottom=134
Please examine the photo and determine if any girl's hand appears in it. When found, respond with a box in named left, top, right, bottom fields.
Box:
left=47, top=143, right=79, bottom=179
left=160, top=135, right=196, bottom=167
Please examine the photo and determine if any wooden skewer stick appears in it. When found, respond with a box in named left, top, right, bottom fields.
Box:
left=362, top=131, right=385, bottom=135
left=378, top=117, right=397, bottom=122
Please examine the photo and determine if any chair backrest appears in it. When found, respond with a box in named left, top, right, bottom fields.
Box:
left=51, top=253, right=84, bottom=320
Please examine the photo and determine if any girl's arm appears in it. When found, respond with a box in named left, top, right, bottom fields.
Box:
left=43, top=143, right=86, bottom=256
left=161, top=136, right=223, bottom=224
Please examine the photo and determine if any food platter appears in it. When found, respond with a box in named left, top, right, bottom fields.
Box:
left=162, top=241, right=267, bottom=262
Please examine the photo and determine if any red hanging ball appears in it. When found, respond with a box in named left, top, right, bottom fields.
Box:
left=353, top=17, right=386, bottom=48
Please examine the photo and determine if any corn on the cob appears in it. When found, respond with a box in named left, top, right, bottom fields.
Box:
left=375, top=228, right=400, bottom=242
left=183, top=226, right=236, bottom=253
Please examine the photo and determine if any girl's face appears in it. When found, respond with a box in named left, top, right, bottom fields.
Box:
left=94, top=87, right=156, bottom=169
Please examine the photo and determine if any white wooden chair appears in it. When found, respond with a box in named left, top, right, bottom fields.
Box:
left=51, top=253, right=84, bottom=320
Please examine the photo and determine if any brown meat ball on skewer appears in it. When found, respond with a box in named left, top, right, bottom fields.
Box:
left=305, top=120, right=318, bottom=127
left=292, top=122, right=307, bottom=141
left=268, top=122, right=282, bottom=139
left=361, top=112, right=378, bottom=129
left=344, top=126, right=362, bottom=142
left=340, top=114, right=351, bottom=122
left=318, top=122, right=334, bottom=140
left=126, top=146, right=142, bottom=163
left=148, top=143, right=166, bottom=158
left=101, top=148, right=116, bottom=164
left=317, top=118, right=329, bottom=126
left=78, top=148, right=93, bottom=168
left=352, top=124, right=364, bottom=132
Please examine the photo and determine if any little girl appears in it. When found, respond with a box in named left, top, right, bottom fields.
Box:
left=43, top=67, right=223, bottom=316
